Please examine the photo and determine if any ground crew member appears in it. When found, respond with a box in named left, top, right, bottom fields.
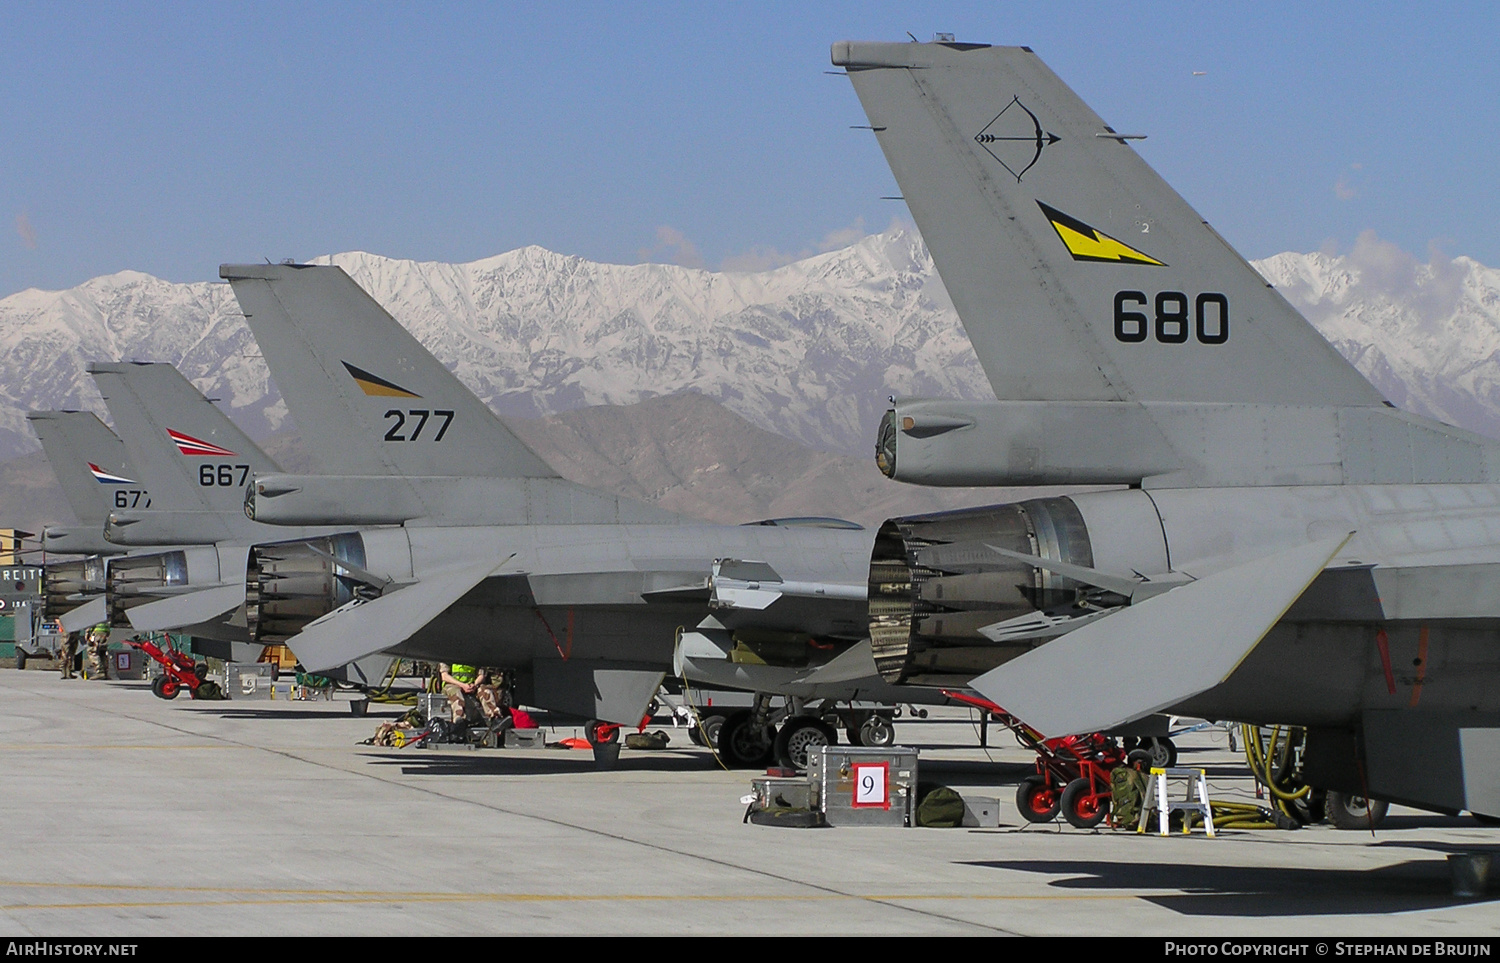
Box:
left=85, top=623, right=110, bottom=680
left=59, top=631, right=80, bottom=679
left=439, top=663, right=504, bottom=725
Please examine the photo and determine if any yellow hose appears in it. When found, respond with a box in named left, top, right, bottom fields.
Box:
left=1242, top=724, right=1312, bottom=801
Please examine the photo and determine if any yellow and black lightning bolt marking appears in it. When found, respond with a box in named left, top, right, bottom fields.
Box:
left=342, top=362, right=422, bottom=398
left=1038, top=202, right=1166, bottom=266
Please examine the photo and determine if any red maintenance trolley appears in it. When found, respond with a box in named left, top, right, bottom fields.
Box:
left=127, top=636, right=221, bottom=700
left=945, top=689, right=1134, bottom=829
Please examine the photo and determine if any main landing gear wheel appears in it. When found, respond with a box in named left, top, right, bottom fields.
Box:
left=1325, top=791, right=1388, bottom=830
left=717, top=709, right=775, bottom=768
left=14, top=649, right=26, bottom=671
left=1060, top=778, right=1109, bottom=829
left=858, top=714, right=895, bottom=748
left=151, top=676, right=180, bottom=700
left=689, top=713, right=726, bottom=748
left=773, top=716, right=837, bottom=772
left=1141, top=737, right=1178, bottom=769
left=1016, top=775, right=1061, bottom=823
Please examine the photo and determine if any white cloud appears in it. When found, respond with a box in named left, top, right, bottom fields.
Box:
left=637, top=225, right=704, bottom=269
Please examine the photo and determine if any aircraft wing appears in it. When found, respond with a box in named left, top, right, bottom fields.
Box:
left=285, top=559, right=506, bottom=673
left=126, top=584, right=244, bottom=632
left=60, top=596, right=108, bottom=633
left=970, top=534, right=1351, bottom=736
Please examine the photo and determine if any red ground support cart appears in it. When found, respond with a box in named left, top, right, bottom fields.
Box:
left=127, top=636, right=220, bottom=700
left=944, top=689, right=1128, bottom=829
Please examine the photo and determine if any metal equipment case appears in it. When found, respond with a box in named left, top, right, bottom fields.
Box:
left=417, top=692, right=452, bottom=723
left=751, top=776, right=814, bottom=812
left=109, top=648, right=145, bottom=681
left=225, top=663, right=275, bottom=700
left=504, top=729, right=545, bottom=749
left=808, top=746, right=918, bottom=827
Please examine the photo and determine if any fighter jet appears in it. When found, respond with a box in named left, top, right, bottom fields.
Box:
left=56, top=363, right=385, bottom=672
left=835, top=39, right=1500, bottom=819
left=27, top=411, right=144, bottom=625
left=219, top=262, right=877, bottom=747
left=28, top=411, right=149, bottom=558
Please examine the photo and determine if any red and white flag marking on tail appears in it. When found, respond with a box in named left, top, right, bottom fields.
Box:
left=167, top=429, right=237, bottom=457
left=87, top=463, right=137, bottom=485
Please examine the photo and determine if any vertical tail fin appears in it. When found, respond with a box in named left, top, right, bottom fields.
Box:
left=27, top=411, right=146, bottom=525
left=833, top=41, right=1385, bottom=408
left=220, top=263, right=558, bottom=479
left=87, top=362, right=279, bottom=519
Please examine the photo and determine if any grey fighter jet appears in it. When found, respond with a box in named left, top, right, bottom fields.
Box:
left=28, top=411, right=144, bottom=625
left=28, top=411, right=149, bottom=558
left=77, top=363, right=372, bottom=664
left=836, top=39, right=1500, bottom=819
left=221, top=263, right=876, bottom=741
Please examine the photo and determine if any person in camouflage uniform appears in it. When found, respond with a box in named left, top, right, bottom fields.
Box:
left=439, top=663, right=504, bottom=725
left=58, top=631, right=80, bottom=679
left=84, top=624, right=110, bottom=680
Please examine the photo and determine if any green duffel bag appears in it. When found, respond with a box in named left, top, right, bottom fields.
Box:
left=916, top=786, right=967, bottom=828
left=1111, top=766, right=1150, bottom=828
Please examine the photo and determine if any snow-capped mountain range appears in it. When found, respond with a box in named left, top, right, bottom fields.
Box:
left=1, top=228, right=1498, bottom=461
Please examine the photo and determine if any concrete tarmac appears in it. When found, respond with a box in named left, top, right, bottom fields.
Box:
left=1, top=668, right=1496, bottom=937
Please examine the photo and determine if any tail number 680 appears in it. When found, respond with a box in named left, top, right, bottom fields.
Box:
left=1114, top=291, right=1228, bottom=344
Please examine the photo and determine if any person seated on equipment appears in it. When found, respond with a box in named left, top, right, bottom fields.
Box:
left=439, top=663, right=507, bottom=729
left=84, top=623, right=111, bottom=680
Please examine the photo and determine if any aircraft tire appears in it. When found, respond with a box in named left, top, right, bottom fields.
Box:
left=693, top=713, right=725, bottom=749
left=1016, top=775, right=1060, bottom=823
left=1060, top=778, right=1109, bottom=829
left=14, top=650, right=25, bottom=671
left=859, top=714, right=895, bottom=748
left=1144, top=737, right=1178, bottom=769
left=1325, top=790, right=1388, bottom=830
left=773, top=716, right=837, bottom=772
left=717, top=710, right=774, bottom=768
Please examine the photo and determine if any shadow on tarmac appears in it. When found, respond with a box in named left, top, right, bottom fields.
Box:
left=362, top=747, right=1036, bottom=781
left=361, top=748, right=726, bottom=776
left=959, top=857, right=1495, bottom=916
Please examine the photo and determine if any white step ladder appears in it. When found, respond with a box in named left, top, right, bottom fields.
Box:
left=1136, top=767, right=1215, bottom=837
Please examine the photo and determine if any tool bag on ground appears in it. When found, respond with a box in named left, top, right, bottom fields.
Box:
left=915, top=786, right=967, bottom=828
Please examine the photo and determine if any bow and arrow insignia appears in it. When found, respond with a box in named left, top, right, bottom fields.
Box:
left=974, top=96, right=1060, bottom=182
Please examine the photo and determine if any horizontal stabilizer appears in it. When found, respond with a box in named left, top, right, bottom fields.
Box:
left=287, top=559, right=506, bottom=672
left=970, top=534, right=1350, bottom=736
left=60, top=596, right=107, bottom=633
left=126, top=584, right=244, bottom=632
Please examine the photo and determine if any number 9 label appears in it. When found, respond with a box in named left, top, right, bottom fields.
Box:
left=851, top=761, right=890, bottom=809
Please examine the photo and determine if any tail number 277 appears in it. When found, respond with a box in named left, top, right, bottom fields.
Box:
left=383, top=409, right=454, bottom=442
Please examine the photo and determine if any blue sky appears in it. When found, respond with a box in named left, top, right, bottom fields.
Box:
left=3, top=2, right=1496, bottom=298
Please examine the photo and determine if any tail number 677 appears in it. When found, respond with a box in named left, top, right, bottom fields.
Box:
left=1114, top=291, right=1228, bottom=344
